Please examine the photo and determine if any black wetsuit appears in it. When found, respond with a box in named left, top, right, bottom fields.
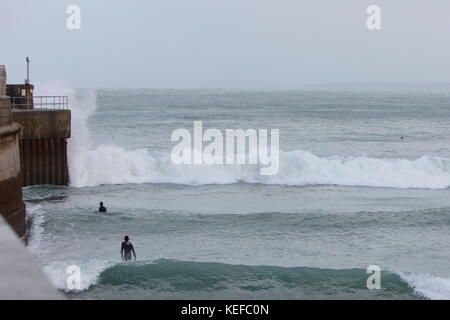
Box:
left=121, top=241, right=135, bottom=261
left=99, top=206, right=107, bottom=212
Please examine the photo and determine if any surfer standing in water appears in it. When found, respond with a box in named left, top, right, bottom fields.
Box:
left=121, top=236, right=137, bottom=261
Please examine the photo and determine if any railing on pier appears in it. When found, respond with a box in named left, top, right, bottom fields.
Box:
left=11, top=96, right=69, bottom=110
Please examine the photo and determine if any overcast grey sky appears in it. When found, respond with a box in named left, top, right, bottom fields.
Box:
left=1, top=0, right=450, bottom=89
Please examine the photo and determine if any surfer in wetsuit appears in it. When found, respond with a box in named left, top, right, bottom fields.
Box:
left=121, top=236, right=136, bottom=261
left=99, top=202, right=107, bottom=213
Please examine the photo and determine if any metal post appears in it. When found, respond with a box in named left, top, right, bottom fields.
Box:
left=25, top=57, right=30, bottom=84
left=25, top=57, right=30, bottom=109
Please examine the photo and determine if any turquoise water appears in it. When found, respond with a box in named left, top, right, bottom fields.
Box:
left=69, top=260, right=417, bottom=300
left=25, top=88, right=450, bottom=299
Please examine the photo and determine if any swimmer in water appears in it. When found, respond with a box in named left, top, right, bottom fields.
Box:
left=99, top=202, right=107, bottom=213
left=121, top=236, right=136, bottom=261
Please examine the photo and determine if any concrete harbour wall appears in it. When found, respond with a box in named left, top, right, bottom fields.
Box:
left=0, top=65, right=64, bottom=299
left=0, top=66, right=26, bottom=236
left=12, top=110, right=71, bottom=186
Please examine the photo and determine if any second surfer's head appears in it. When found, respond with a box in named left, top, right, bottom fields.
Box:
left=124, top=236, right=129, bottom=241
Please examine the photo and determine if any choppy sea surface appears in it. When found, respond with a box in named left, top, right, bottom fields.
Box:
left=24, top=86, right=450, bottom=299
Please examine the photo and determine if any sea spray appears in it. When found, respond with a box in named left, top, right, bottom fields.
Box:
left=398, top=272, right=450, bottom=300
left=43, top=259, right=117, bottom=292
left=25, top=203, right=46, bottom=255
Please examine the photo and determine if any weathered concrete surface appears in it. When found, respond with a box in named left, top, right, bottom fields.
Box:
left=0, top=97, right=13, bottom=125
left=0, top=123, right=25, bottom=235
left=0, top=65, right=26, bottom=236
left=12, top=110, right=71, bottom=140
left=12, top=110, right=71, bottom=186
left=0, top=65, right=5, bottom=96
left=0, top=216, right=63, bottom=300
left=0, top=123, right=21, bottom=180
left=0, top=67, right=10, bottom=125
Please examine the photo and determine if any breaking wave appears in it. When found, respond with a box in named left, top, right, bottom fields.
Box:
left=37, top=82, right=450, bottom=189
left=69, top=147, right=450, bottom=189
left=398, top=272, right=450, bottom=300
left=60, top=260, right=435, bottom=300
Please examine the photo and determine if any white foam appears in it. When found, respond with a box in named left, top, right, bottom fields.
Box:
left=42, top=259, right=116, bottom=292
left=68, top=142, right=450, bottom=189
left=25, top=204, right=114, bottom=291
left=26, top=203, right=46, bottom=256
left=399, top=272, right=450, bottom=300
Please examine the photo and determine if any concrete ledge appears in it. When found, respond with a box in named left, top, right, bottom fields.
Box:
left=2, top=203, right=26, bottom=236
left=0, top=66, right=5, bottom=96
left=0, top=96, right=12, bottom=126
left=0, top=216, right=63, bottom=300
left=12, top=110, right=71, bottom=140
left=0, top=122, right=20, bottom=138
left=0, top=96, right=11, bottom=103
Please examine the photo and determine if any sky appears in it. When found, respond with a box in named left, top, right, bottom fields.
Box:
left=1, top=0, right=450, bottom=89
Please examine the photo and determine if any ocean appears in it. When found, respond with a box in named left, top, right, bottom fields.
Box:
left=24, top=86, right=450, bottom=299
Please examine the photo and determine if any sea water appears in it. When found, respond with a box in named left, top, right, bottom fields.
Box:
left=24, top=85, right=450, bottom=299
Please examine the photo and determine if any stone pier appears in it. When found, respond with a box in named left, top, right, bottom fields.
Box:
left=12, top=109, right=71, bottom=186
left=0, top=65, right=65, bottom=299
left=0, top=66, right=26, bottom=236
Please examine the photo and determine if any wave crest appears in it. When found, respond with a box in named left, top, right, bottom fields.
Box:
left=74, top=260, right=418, bottom=299
left=399, top=272, right=450, bottom=300
left=37, top=83, right=450, bottom=189
left=69, top=147, right=450, bottom=189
